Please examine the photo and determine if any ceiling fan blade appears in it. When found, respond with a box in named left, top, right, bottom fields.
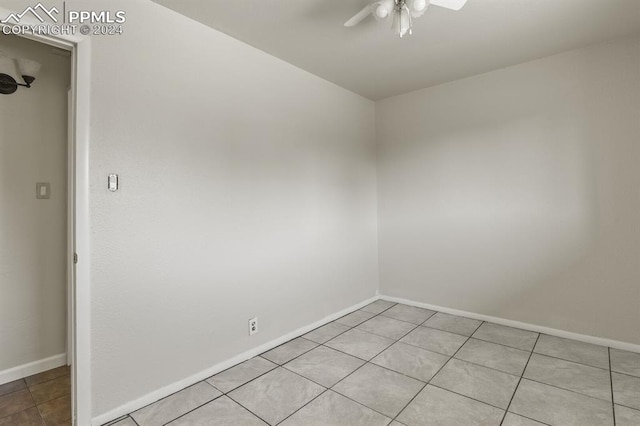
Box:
left=344, top=4, right=374, bottom=27
left=430, top=0, right=468, bottom=11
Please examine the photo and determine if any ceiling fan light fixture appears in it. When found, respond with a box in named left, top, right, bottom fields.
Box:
left=391, top=4, right=412, bottom=38
left=407, top=0, right=430, bottom=17
left=344, top=0, right=465, bottom=37
left=374, top=4, right=389, bottom=20
left=373, top=0, right=395, bottom=21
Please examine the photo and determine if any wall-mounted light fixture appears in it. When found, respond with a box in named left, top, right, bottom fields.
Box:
left=0, top=54, right=42, bottom=95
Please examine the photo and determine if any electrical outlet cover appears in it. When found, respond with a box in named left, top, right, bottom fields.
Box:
left=249, top=317, right=258, bottom=336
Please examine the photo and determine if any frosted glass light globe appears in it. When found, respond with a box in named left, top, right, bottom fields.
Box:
left=413, top=0, right=427, bottom=11
left=375, top=4, right=389, bottom=19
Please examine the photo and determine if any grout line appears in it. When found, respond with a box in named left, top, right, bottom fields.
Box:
left=448, top=356, right=521, bottom=378
left=609, top=347, right=617, bottom=426
left=614, top=402, right=640, bottom=412
left=380, top=330, right=464, bottom=358
left=500, top=334, right=540, bottom=425
left=460, top=332, right=614, bottom=373
left=427, top=382, right=510, bottom=411
left=23, top=379, right=45, bottom=424
left=470, top=335, right=537, bottom=353
left=158, top=394, right=225, bottom=426
left=503, top=412, right=552, bottom=426
left=0, top=379, right=27, bottom=400
left=419, top=314, right=484, bottom=338
left=390, top=321, right=483, bottom=423
left=211, top=360, right=277, bottom=394
left=323, top=314, right=426, bottom=421
left=609, top=370, right=640, bottom=379
left=273, top=388, right=331, bottom=425
left=261, top=339, right=320, bottom=366
left=359, top=301, right=397, bottom=316
left=518, top=377, right=618, bottom=405
left=224, top=393, right=273, bottom=426
left=104, top=415, right=138, bottom=426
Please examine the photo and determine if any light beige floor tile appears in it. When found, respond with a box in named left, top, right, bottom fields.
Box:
left=455, top=338, right=530, bottom=376
left=509, top=379, right=613, bottom=426
left=356, top=315, right=417, bottom=340
left=615, top=404, right=640, bottom=426
left=372, top=342, right=449, bottom=382
left=533, top=335, right=609, bottom=369
left=431, top=358, right=519, bottom=409
left=333, top=363, right=424, bottom=418
left=360, top=300, right=396, bottom=315
left=335, top=311, right=376, bottom=327
left=279, top=390, right=391, bottom=426
left=381, top=304, right=436, bottom=325
left=131, top=382, right=221, bottom=426
left=502, top=413, right=546, bottom=425
left=612, top=372, right=640, bottom=410
left=284, top=346, right=364, bottom=387
left=303, top=323, right=350, bottom=344
left=611, top=349, right=640, bottom=378
left=106, top=417, right=138, bottom=426
left=423, top=312, right=482, bottom=336
left=207, top=357, right=277, bottom=393
left=168, top=396, right=266, bottom=425
left=261, top=338, right=318, bottom=365
left=524, top=353, right=611, bottom=401
left=397, top=385, right=504, bottom=426
left=472, top=323, right=538, bottom=351
left=400, top=326, right=467, bottom=356
left=325, top=329, right=394, bottom=361
left=228, top=367, right=324, bottom=425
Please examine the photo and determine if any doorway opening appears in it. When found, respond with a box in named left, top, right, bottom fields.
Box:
left=0, top=34, right=73, bottom=424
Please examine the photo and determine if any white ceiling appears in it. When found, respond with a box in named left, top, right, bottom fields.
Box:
left=154, top=0, right=640, bottom=100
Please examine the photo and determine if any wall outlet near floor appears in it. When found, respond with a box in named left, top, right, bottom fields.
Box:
left=248, top=317, right=258, bottom=336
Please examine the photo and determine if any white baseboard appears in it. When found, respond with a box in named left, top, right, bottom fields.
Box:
left=0, top=353, right=67, bottom=386
left=92, top=295, right=379, bottom=426
left=380, top=295, right=640, bottom=354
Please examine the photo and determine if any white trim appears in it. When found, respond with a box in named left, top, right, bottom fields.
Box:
left=92, top=296, right=378, bottom=426
left=380, top=295, right=640, bottom=354
left=71, top=36, right=92, bottom=426
left=0, top=354, right=67, bottom=385
left=67, top=87, right=74, bottom=367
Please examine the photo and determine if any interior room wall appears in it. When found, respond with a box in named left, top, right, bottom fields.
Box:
left=376, top=35, right=640, bottom=346
left=0, top=35, right=70, bottom=375
left=80, top=0, right=378, bottom=417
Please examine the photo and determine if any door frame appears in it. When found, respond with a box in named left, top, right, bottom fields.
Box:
left=1, top=12, right=93, bottom=425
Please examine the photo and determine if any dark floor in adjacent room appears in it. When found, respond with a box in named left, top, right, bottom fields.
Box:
left=0, top=365, right=71, bottom=426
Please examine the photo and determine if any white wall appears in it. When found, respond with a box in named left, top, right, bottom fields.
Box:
left=376, top=36, right=640, bottom=345
left=82, top=0, right=378, bottom=417
left=0, top=35, right=70, bottom=373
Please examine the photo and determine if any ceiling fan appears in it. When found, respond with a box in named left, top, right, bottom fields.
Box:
left=344, top=0, right=468, bottom=38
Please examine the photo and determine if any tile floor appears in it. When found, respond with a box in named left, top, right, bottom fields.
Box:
left=107, top=301, right=640, bottom=426
left=0, top=365, right=71, bottom=426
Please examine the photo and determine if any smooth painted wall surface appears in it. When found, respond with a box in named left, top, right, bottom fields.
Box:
left=83, top=0, right=377, bottom=416
left=376, top=36, right=640, bottom=345
left=0, top=35, right=70, bottom=371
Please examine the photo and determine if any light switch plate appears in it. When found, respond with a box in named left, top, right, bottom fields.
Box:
left=36, top=183, right=50, bottom=199
left=108, top=174, right=118, bottom=192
